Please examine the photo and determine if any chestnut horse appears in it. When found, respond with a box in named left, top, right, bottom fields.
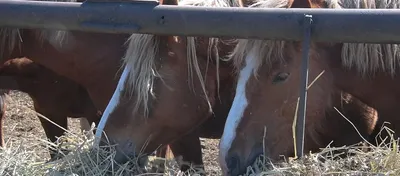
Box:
left=95, top=0, right=241, bottom=170
left=0, top=0, right=234, bottom=171
left=218, top=0, right=385, bottom=174
left=0, top=0, right=127, bottom=159
left=322, top=0, right=400, bottom=145
left=0, top=57, right=100, bottom=158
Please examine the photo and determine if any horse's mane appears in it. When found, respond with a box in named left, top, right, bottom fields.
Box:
left=123, top=0, right=240, bottom=118
left=0, top=0, right=76, bottom=58
left=230, top=0, right=400, bottom=77
left=340, top=0, right=400, bottom=77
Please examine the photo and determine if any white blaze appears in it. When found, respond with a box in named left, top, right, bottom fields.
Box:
left=219, top=51, right=257, bottom=169
left=95, top=65, right=131, bottom=144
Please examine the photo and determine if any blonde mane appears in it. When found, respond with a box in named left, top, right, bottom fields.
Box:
left=122, top=0, right=240, bottom=118
left=340, top=0, right=400, bottom=77
left=230, top=0, right=400, bottom=77
left=0, top=0, right=76, bottom=58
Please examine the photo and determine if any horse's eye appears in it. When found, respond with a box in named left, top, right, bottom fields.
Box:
left=272, top=72, right=290, bottom=84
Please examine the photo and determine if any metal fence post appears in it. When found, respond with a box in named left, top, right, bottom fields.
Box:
left=295, top=14, right=313, bottom=158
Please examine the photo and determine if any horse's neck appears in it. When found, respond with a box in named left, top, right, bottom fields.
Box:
left=331, top=56, right=400, bottom=111
left=19, top=30, right=126, bottom=84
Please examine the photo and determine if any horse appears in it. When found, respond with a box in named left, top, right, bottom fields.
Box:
left=94, top=0, right=243, bottom=171
left=217, top=0, right=385, bottom=174
left=0, top=0, right=235, bottom=171
left=0, top=0, right=132, bottom=160
left=0, top=57, right=100, bottom=158
left=322, top=0, right=400, bottom=145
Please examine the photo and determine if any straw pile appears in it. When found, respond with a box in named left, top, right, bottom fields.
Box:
left=2, top=123, right=399, bottom=176
left=1, top=91, right=400, bottom=176
left=0, top=91, right=205, bottom=176
left=241, top=127, right=400, bottom=176
left=0, top=124, right=204, bottom=176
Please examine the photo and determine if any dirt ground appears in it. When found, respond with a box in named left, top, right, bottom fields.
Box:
left=1, top=90, right=222, bottom=175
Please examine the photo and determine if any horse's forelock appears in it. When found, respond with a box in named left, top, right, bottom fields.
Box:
left=229, top=39, right=286, bottom=77
left=226, top=0, right=290, bottom=76
left=122, top=34, right=159, bottom=118
left=179, top=0, right=245, bottom=109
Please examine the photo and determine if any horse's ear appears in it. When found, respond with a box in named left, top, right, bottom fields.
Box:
left=159, top=0, right=178, bottom=5
left=288, top=0, right=312, bottom=8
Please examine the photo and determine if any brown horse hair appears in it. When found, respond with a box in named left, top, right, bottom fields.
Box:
left=121, top=0, right=246, bottom=118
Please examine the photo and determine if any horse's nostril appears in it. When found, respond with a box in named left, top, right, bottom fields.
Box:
left=226, top=154, right=241, bottom=176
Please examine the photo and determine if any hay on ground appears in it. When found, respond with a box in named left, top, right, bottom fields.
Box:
left=1, top=91, right=400, bottom=176
left=0, top=91, right=206, bottom=176
left=0, top=125, right=207, bottom=176
left=242, top=126, right=400, bottom=176
left=1, top=124, right=400, bottom=176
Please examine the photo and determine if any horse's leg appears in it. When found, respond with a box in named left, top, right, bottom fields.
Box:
left=33, top=101, right=68, bottom=160
left=0, top=77, right=20, bottom=148
left=168, top=130, right=204, bottom=173
left=0, top=93, right=7, bottom=147
left=37, top=114, right=68, bottom=160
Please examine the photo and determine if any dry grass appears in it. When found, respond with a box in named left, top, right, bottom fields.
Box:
left=242, top=127, right=400, bottom=176
left=2, top=90, right=400, bottom=176
left=1, top=113, right=203, bottom=176
left=0, top=90, right=220, bottom=176
left=0, top=125, right=163, bottom=175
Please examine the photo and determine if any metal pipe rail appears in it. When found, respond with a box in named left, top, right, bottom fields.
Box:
left=0, top=0, right=400, bottom=43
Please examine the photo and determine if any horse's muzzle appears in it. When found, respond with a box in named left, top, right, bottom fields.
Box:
left=224, top=145, right=265, bottom=176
